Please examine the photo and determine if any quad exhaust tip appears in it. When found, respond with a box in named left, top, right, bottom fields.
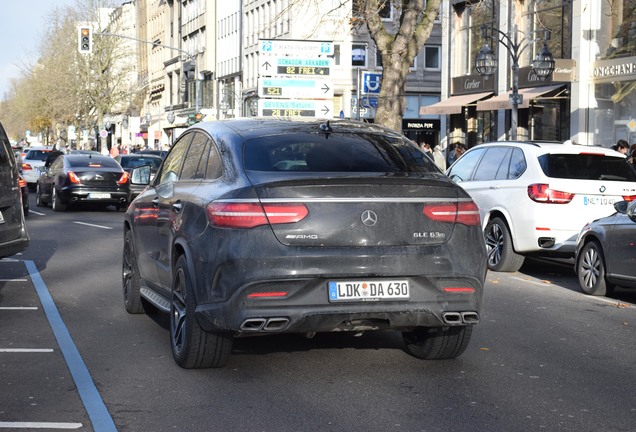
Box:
left=240, top=317, right=290, bottom=331
left=442, top=311, right=480, bottom=325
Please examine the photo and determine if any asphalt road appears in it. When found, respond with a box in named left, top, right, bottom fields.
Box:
left=0, top=198, right=634, bottom=432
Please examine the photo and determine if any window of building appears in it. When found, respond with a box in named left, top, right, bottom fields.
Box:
left=457, top=0, right=498, bottom=75
left=352, top=0, right=392, bottom=20
left=424, top=46, right=441, bottom=70
left=525, top=0, right=573, bottom=60
left=352, top=44, right=367, bottom=67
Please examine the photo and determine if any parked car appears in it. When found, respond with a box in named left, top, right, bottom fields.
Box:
left=36, top=154, right=130, bottom=211
left=123, top=118, right=487, bottom=369
left=21, top=146, right=55, bottom=188
left=0, top=122, right=29, bottom=258
left=114, top=154, right=163, bottom=200
left=575, top=200, right=636, bottom=296
left=136, top=149, right=168, bottom=159
left=446, top=141, right=636, bottom=272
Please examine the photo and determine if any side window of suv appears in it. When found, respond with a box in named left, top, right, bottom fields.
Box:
left=473, top=147, right=511, bottom=181
left=180, top=132, right=209, bottom=180
left=157, top=133, right=193, bottom=184
left=508, top=148, right=527, bottom=179
left=447, top=148, right=485, bottom=183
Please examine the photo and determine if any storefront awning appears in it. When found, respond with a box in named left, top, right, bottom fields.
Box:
left=419, top=92, right=493, bottom=115
left=476, top=85, right=564, bottom=111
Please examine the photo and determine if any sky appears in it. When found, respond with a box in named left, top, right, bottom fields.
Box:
left=0, top=0, right=76, bottom=100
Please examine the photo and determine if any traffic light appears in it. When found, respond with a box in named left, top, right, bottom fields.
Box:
left=78, top=26, right=92, bottom=54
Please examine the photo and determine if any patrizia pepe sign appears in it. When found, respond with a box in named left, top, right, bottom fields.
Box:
left=590, top=56, right=636, bottom=83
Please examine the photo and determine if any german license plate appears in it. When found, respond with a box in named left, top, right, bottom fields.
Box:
left=583, top=196, right=616, bottom=206
left=328, top=280, right=409, bottom=302
left=89, top=193, right=111, bottom=199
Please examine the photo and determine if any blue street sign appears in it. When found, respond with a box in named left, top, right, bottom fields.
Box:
left=362, top=71, right=382, bottom=94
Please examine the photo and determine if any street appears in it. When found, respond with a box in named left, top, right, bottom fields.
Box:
left=1, top=197, right=635, bottom=432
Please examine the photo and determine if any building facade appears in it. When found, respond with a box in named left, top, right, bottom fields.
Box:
left=429, top=0, right=636, bottom=150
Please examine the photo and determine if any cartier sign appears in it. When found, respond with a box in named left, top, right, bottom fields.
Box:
left=519, top=59, right=575, bottom=88
left=451, top=74, right=495, bottom=95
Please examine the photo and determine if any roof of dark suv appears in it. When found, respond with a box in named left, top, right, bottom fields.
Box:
left=0, top=122, right=29, bottom=259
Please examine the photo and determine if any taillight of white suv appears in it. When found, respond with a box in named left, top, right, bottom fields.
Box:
left=527, top=184, right=575, bottom=204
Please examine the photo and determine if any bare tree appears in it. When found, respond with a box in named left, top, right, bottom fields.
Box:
left=354, top=0, right=441, bottom=131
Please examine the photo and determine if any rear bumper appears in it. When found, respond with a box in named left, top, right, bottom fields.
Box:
left=61, top=187, right=129, bottom=204
left=0, top=228, right=29, bottom=259
left=195, top=274, right=483, bottom=335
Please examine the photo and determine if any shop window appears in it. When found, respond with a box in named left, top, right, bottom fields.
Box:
left=525, top=0, right=572, bottom=59
left=457, top=0, right=498, bottom=75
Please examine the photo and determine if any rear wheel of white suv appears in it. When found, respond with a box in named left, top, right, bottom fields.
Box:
left=484, top=217, right=525, bottom=272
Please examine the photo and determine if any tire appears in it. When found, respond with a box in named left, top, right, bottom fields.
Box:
left=52, top=187, right=66, bottom=212
left=36, top=184, right=46, bottom=207
left=577, top=241, right=614, bottom=296
left=122, top=230, right=144, bottom=314
left=170, top=255, right=233, bottom=368
left=403, top=325, right=474, bottom=360
left=484, top=217, right=525, bottom=272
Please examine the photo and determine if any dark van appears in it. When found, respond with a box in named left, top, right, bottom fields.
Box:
left=0, top=122, right=29, bottom=259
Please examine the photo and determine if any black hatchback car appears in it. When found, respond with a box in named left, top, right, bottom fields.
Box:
left=123, top=119, right=487, bottom=368
left=0, top=122, right=29, bottom=259
left=36, top=154, right=130, bottom=211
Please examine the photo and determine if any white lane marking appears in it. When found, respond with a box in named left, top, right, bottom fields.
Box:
left=0, top=306, right=38, bottom=310
left=72, top=221, right=113, bottom=230
left=0, top=278, right=28, bottom=282
left=0, top=348, right=53, bottom=353
left=29, top=210, right=46, bottom=216
left=0, top=422, right=83, bottom=429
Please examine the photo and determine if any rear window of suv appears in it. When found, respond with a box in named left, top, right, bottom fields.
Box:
left=244, top=133, right=438, bottom=173
left=540, top=154, right=636, bottom=182
left=25, top=150, right=52, bottom=161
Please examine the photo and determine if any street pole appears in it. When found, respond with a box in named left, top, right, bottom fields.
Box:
left=475, top=24, right=555, bottom=141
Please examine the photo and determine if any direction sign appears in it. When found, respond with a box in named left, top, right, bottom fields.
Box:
left=260, top=57, right=333, bottom=76
left=362, top=71, right=383, bottom=94
left=259, top=78, right=334, bottom=99
left=260, top=39, right=334, bottom=56
left=258, top=99, right=334, bottom=118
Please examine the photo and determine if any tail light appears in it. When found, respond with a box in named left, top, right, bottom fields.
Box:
left=18, top=177, right=26, bottom=188
left=423, top=201, right=481, bottom=226
left=68, top=171, right=81, bottom=184
left=623, top=195, right=636, bottom=202
left=206, top=202, right=308, bottom=228
left=22, top=163, right=32, bottom=171
left=117, top=171, right=130, bottom=185
left=527, top=183, right=574, bottom=204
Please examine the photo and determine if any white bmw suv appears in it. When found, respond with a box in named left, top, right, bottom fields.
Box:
left=446, top=141, right=636, bottom=272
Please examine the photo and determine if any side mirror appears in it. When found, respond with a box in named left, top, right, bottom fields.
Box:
left=614, top=200, right=629, bottom=214
left=131, top=165, right=151, bottom=185
left=627, top=200, right=636, bottom=223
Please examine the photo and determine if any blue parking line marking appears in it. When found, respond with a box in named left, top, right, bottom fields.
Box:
left=24, top=260, right=117, bottom=432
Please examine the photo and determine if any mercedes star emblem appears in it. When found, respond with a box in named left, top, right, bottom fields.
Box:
left=361, top=210, right=378, bottom=226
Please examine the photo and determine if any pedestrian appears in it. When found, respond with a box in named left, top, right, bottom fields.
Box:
left=447, top=142, right=466, bottom=166
left=420, top=142, right=432, bottom=156
left=614, top=139, right=629, bottom=156
left=432, top=145, right=446, bottom=171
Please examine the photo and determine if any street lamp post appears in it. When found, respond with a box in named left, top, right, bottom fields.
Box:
left=475, top=24, right=555, bottom=140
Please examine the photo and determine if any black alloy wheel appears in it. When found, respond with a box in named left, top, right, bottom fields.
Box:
left=170, top=255, right=233, bottom=369
left=122, top=230, right=144, bottom=314
left=484, top=217, right=525, bottom=272
left=52, top=187, right=66, bottom=212
left=35, top=184, right=46, bottom=207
